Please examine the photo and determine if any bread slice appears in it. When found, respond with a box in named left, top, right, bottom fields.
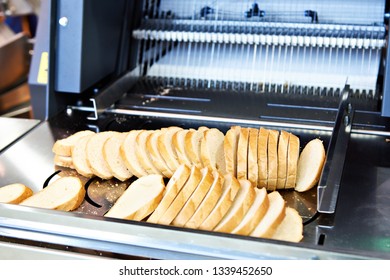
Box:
left=184, top=170, right=223, bottom=229
left=276, top=130, right=289, bottom=189
left=295, top=138, right=326, bottom=192
left=214, top=179, right=256, bottom=233
left=184, top=126, right=209, bottom=168
left=172, top=129, right=194, bottom=167
left=135, top=130, right=163, bottom=176
left=158, top=165, right=203, bottom=225
left=158, top=126, right=183, bottom=172
left=146, top=130, right=174, bottom=178
left=198, top=173, right=240, bottom=231
left=257, top=128, right=269, bottom=188
left=224, top=126, right=241, bottom=177
left=0, top=183, right=33, bottom=204
left=20, top=176, right=85, bottom=211
left=271, top=207, right=303, bottom=243
left=103, top=132, right=133, bottom=181
left=105, top=174, right=165, bottom=220
left=285, top=133, right=300, bottom=189
left=267, top=130, right=279, bottom=191
left=147, top=164, right=191, bottom=224
left=249, top=191, right=286, bottom=238
left=247, top=128, right=259, bottom=187
left=52, top=130, right=95, bottom=157
left=54, top=154, right=74, bottom=169
left=237, top=127, right=250, bottom=180
left=231, top=187, right=269, bottom=235
left=72, top=133, right=96, bottom=178
left=172, top=167, right=214, bottom=227
left=200, top=128, right=226, bottom=173
left=121, top=130, right=148, bottom=178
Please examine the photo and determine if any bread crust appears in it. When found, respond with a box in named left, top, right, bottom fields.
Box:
left=276, top=130, right=289, bottom=189
left=72, top=134, right=95, bottom=178
left=285, top=133, right=300, bottom=189
left=121, top=130, right=148, bottom=178
left=158, top=126, right=183, bottom=172
left=267, top=130, right=279, bottom=191
left=172, top=129, right=194, bottom=166
left=0, top=183, right=33, bottom=204
left=184, top=127, right=208, bottom=168
left=237, top=127, right=250, bottom=180
left=224, top=126, right=241, bottom=177
left=271, top=207, right=303, bottom=243
left=247, top=128, right=259, bottom=187
left=54, top=154, right=74, bottom=169
left=200, top=128, right=225, bottom=172
left=257, top=128, right=269, bottom=188
left=135, top=130, right=163, bottom=176
left=52, top=130, right=94, bottom=157
left=146, top=130, right=174, bottom=178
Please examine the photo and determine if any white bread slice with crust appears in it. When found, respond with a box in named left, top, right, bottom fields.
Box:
left=103, top=132, right=133, bottom=181
left=231, top=187, right=269, bottom=235
left=172, top=129, right=194, bottom=167
left=86, top=131, right=117, bottom=179
left=237, top=127, right=250, bottom=180
left=247, top=128, right=259, bottom=187
left=257, top=128, right=269, bottom=188
left=54, top=154, right=74, bottom=169
left=172, top=167, right=214, bottom=227
left=146, top=130, right=174, bottom=178
left=185, top=126, right=209, bottom=168
left=285, top=133, right=300, bottom=189
left=135, top=130, right=163, bottom=176
left=271, top=207, right=303, bottom=243
left=224, top=126, right=241, bottom=177
left=147, top=164, right=191, bottom=224
left=105, top=175, right=165, bottom=220
left=0, top=183, right=33, bottom=204
left=121, top=130, right=148, bottom=178
left=249, top=191, right=286, bottom=238
left=158, top=126, right=183, bottom=172
left=295, top=138, right=325, bottom=192
left=184, top=170, right=223, bottom=229
left=276, top=130, right=290, bottom=189
left=20, top=177, right=85, bottom=211
left=198, top=173, right=240, bottom=231
left=200, top=128, right=226, bottom=173
left=72, top=133, right=96, bottom=178
left=267, top=130, right=279, bottom=191
left=158, top=165, right=203, bottom=225
left=214, top=179, right=256, bottom=233
left=52, top=130, right=95, bottom=157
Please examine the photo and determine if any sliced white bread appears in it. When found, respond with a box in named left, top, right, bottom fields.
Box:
left=172, top=167, right=214, bottom=227
left=103, top=132, right=133, bottom=181
left=285, top=133, right=300, bottom=189
left=267, top=130, right=279, bottom=191
left=257, top=128, right=269, bottom=188
left=184, top=170, right=223, bottom=229
left=20, top=176, right=85, bottom=211
left=72, top=133, right=96, bottom=178
left=214, top=179, right=256, bottom=233
left=146, top=129, right=174, bottom=178
left=105, top=175, right=165, bottom=220
left=158, top=165, right=203, bottom=225
left=236, top=127, right=250, bottom=180
left=198, top=173, right=240, bottom=231
left=247, top=128, right=259, bottom=187
left=147, top=164, right=191, bottom=224
left=295, top=138, right=326, bottom=192
left=276, top=130, right=290, bottom=189
left=54, top=154, right=74, bottom=169
left=231, top=187, right=269, bottom=235
left=135, top=130, right=163, bottom=176
left=200, top=128, right=226, bottom=174
left=157, top=126, right=183, bottom=172
left=224, top=126, right=241, bottom=177
left=172, top=129, right=194, bottom=167
left=271, top=207, right=303, bottom=243
left=249, top=191, right=286, bottom=238
left=52, top=130, right=95, bottom=157
left=0, top=183, right=33, bottom=204
left=184, top=126, right=209, bottom=168
left=121, top=130, right=149, bottom=178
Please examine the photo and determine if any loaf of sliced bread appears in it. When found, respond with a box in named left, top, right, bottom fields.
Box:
left=172, top=129, right=194, bottom=167
left=249, top=191, right=286, bottom=238
left=135, top=130, right=163, bottom=176
left=295, top=138, right=325, bottom=192
left=285, top=133, right=300, bottom=189
left=158, top=126, right=183, bottom=172
left=0, top=183, right=33, bottom=204
left=257, top=127, right=269, bottom=188
left=200, top=128, right=226, bottom=173
left=247, top=128, right=259, bottom=186
left=224, top=126, right=241, bottom=177
left=237, top=127, right=250, bottom=180
left=271, top=207, right=303, bottom=243
left=105, top=175, right=165, bottom=220
left=146, top=129, right=174, bottom=177
left=267, top=130, right=279, bottom=191
left=52, top=130, right=95, bottom=157
left=185, top=126, right=208, bottom=168
left=147, top=164, right=191, bottom=224
left=72, top=133, right=96, bottom=178
left=103, top=132, right=133, bottom=181
left=276, top=130, right=289, bottom=189
left=20, top=177, right=85, bottom=211
left=121, top=130, right=149, bottom=178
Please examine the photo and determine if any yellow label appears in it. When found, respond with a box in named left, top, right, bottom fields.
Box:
left=37, top=52, right=49, bottom=84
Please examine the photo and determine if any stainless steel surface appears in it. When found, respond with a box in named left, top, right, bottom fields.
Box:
left=0, top=117, right=39, bottom=152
